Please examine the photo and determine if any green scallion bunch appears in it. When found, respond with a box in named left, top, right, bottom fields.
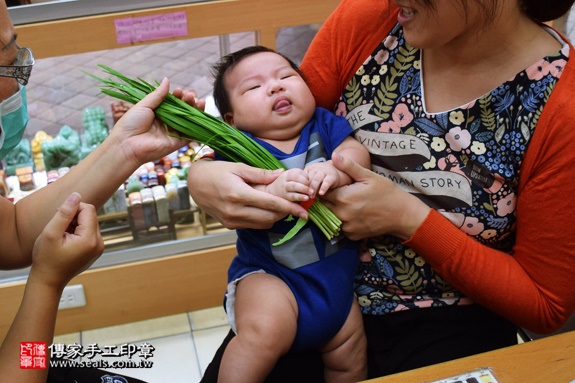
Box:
left=87, top=65, right=341, bottom=244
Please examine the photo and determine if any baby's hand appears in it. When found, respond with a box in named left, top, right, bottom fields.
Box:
left=265, top=168, right=313, bottom=202
left=172, top=87, right=206, bottom=111
left=305, top=161, right=341, bottom=197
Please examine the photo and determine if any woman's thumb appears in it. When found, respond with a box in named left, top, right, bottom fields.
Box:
left=240, top=166, right=284, bottom=185
left=332, top=152, right=368, bottom=182
left=46, top=193, right=81, bottom=235
left=138, top=77, right=170, bottom=110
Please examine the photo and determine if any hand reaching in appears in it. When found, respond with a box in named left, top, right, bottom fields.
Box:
left=108, top=78, right=193, bottom=166
left=29, top=192, right=104, bottom=291
left=322, top=153, right=430, bottom=241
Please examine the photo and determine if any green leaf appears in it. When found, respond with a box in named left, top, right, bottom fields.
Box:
left=272, top=217, right=308, bottom=246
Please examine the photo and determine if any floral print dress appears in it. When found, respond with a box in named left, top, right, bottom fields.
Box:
left=335, top=23, right=570, bottom=316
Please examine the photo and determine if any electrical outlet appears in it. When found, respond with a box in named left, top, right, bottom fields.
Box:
left=59, top=284, right=86, bottom=310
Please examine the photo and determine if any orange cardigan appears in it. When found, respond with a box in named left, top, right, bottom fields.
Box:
left=301, top=0, right=575, bottom=333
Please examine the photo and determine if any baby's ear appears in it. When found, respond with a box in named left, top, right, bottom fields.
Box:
left=223, top=113, right=235, bottom=126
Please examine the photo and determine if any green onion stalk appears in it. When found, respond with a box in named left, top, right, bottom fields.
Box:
left=87, top=65, right=341, bottom=245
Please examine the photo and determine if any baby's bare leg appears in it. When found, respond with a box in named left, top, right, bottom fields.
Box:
left=219, top=273, right=299, bottom=383
left=320, top=299, right=367, bottom=382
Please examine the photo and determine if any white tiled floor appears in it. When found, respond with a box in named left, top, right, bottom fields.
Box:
left=54, top=307, right=230, bottom=382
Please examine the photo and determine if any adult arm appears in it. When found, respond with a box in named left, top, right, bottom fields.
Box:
left=301, top=0, right=397, bottom=109
left=187, top=160, right=307, bottom=229
left=325, top=140, right=575, bottom=334
left=0, top=78, right=188, bottom=269
left=0, top=193, right=104, bottom=383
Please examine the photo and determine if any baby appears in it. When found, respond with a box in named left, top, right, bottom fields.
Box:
left=210, top=45, right=371, bottom=383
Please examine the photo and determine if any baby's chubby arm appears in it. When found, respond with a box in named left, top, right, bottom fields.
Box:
left=253, top=168, right=314, bottom=203
left=305, top=136, right=371, bottom=196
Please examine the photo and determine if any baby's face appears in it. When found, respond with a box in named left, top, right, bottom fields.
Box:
left=223, top=52, right=315, bottom=142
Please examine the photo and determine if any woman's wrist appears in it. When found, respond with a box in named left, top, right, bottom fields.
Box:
left=85, top=133, right=141, bottom=186
left=25, top=270, right=66, bottom=301
left=393, top=196, right=431, bottom=241
left=101, top=132, right=142, bottom=172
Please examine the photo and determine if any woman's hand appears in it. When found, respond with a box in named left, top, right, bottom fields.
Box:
left=29, top=193, right=104, bottom=291
left=188, top=160, right=308, bottom=230
left=322, top=153, right=430, bottom=241
left=109, top=78, right=191, bottom=167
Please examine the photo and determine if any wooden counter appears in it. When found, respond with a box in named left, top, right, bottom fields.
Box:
left=366, top=330, right=575, bottom=383
left=0, top=244, right=237, bottom=339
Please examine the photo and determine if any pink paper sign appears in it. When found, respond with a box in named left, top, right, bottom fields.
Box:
left=114, top=12, right=188, bottom=44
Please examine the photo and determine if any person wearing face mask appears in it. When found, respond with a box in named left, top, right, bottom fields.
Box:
left=0, top=1, right=201, bottom=381
left=0, top=46, right=30, bottom=160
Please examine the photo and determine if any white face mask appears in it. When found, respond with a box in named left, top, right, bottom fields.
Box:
left=0, top=85, right=29, bottom=160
